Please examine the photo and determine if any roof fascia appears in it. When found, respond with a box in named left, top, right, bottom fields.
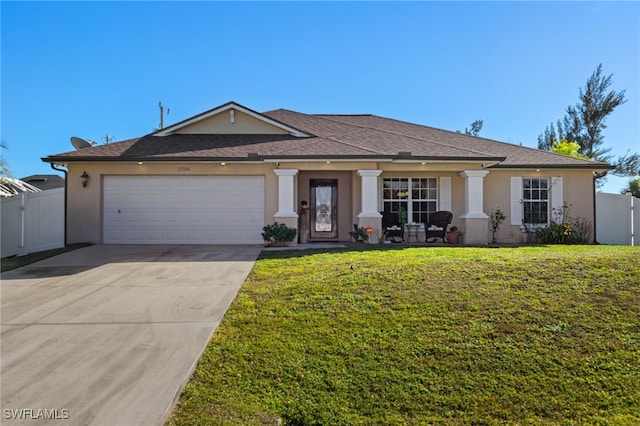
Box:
left=152, top=101, right=311, bottom=138
left=42, top=155, right=508, bottom=164
left=490, top=163, right=615, bottom=171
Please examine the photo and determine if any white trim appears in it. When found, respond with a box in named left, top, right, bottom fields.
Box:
left=358, top=170, right=383, bottom=219
left=392, top=160, right=498, bottom=164
left=357, top=170, right=383, bottom=178
left=510, top=177, right=523, bottom=226
left=459, top=170, right=489, bottom=218
left=461, top=212, right=489, bottom=219
left=459, top=170, right=490, bottom=179
left=265, top=158, right=394, bottom=163
left=154, top=102, right=311, bottom=137
left=519, top=223, right=547, bottom=233
left=439, top=177, right=451, bottom=212
left=274, top=169, right=299, bottom=218
left=273, top=169, right=299, bottom=177
left=551, top=176, right=564, bottom=220
left=274, top=211, right=299, bottom=218
left=357, top=211, right=383, bottom=218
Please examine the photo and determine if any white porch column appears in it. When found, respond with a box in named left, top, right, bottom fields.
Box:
left=357, top=170, right=382, bottom=243
left=357, top=170, right=382, bottom=218
left=460, top=170, right=489, bottom=218
left=459, top=170, right=489, bottom=245
left=273, top=169, right=299, bottom=219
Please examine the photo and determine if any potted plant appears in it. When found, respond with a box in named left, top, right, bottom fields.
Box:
left=446, top=225, right=461, bottom=244
left=398, top=206, right=408, bottom=225
left=349, top=225, right=369, bottom=243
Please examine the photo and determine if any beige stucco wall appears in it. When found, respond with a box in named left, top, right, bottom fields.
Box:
left=484, top=169, right=596, bottom=244
left=175, top=110, right=288, bottom=134
left=63, top=160, right=598, bottom=245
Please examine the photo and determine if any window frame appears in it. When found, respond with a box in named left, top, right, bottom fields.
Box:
left=382, top=177, right=438, bottom=223
left=522, top=177, right=550, bottom=226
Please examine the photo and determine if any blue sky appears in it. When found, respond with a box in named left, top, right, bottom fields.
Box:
left=2, top=1, right=638, bottom=193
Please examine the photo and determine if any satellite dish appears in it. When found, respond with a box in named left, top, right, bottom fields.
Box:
left=70, top=136, right=95, bottom=150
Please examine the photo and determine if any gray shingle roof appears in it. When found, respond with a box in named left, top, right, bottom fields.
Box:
left=42, top=105, right=613, bottom=169
left=19, top=174, right=65, bottom=191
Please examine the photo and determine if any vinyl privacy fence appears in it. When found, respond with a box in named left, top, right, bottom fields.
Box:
left=595, top=192, right=638, bottom=246
left=1, top=188, right=64, bottom=257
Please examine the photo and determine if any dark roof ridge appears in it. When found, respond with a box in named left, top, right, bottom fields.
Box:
left=263, top=109, right=385, bottom=155
left=322, top=129, right=390, bottom=155
left=313, top=113, right=374, bottom=117
left=317, top=113, right=500, bottom=158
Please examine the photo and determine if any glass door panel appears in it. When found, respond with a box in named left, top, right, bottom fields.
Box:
left=310, top=180, right=338, bottom=239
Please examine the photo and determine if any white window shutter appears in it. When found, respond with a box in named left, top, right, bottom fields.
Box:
left=439, top=177, right=451, bottom=211
left=551, top=176, right=563, bottom=221
left=510, top=177, right=522, bottom=225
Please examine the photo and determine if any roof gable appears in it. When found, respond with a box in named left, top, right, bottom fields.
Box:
left=153, top=101, right=311, bottom=137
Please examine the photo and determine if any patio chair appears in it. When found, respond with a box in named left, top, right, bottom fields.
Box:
left=424, top=211, right=453, bottom=243
left=381, top=211, right=404, bottom=243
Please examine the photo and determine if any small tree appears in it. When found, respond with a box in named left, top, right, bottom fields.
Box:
left=457, top=119, right=484, bottom=136
left=489, top=207, right=506, bottom=244
left=538, top=65, right=639, bottom=184
left=551, top=140, right=587, bottom=159
left=465, top=119, right=484, bottom=136
left=621, top=178, right=640, bottom=198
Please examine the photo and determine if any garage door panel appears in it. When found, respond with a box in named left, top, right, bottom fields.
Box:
left=104, top=176, right=265, bottom=244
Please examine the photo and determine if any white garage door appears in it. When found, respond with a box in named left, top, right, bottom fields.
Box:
left=103, top=176, right=265, bottom=244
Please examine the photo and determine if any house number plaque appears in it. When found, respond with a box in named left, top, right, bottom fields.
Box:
left=177, top=166, right=191, bottom=172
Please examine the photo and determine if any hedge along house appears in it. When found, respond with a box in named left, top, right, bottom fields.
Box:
left=42, top=101, right=613, bottom=246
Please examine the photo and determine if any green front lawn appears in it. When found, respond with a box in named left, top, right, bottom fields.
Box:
left=169, top=246, right=640, bottom=425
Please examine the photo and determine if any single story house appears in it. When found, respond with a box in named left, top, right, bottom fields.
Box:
left=42, top=101, right=613, bottom=245
left=20, top=174, right=65, bottom=191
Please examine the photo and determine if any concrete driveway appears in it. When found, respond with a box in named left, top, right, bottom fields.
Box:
left=1, top=244, right=261, bottom=426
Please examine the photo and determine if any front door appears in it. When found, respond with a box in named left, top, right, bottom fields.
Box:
left=310, top=179, right=338, bottom=239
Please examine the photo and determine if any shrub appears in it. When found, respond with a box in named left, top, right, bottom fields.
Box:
left=535, top=203, right=591, bottom=244
left=261, top=222, right=297, bottom=246
left=489, top=207, right=506, bottom=243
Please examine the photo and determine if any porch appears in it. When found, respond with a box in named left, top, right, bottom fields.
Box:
left=272, top=168, right=490, bottom=246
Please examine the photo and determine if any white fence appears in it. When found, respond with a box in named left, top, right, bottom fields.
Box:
left=596, top=192, right=638, bottom=246
left=1, top=188, right=65, bottom=257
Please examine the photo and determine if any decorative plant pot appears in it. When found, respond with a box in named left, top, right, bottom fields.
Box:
left=446, top=231, right=461, bottom=244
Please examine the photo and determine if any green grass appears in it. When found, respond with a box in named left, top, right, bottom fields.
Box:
left=168, top=246, right=640, bottom=425
left=0, top=243, right=91, bottom=272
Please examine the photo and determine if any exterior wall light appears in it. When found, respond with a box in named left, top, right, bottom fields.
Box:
left=81, top=171, right=90, bottom=187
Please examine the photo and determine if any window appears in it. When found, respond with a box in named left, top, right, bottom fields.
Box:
left=382, top=178, right=437, bottom=223
left=522, top=178, right=548, bottom=224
